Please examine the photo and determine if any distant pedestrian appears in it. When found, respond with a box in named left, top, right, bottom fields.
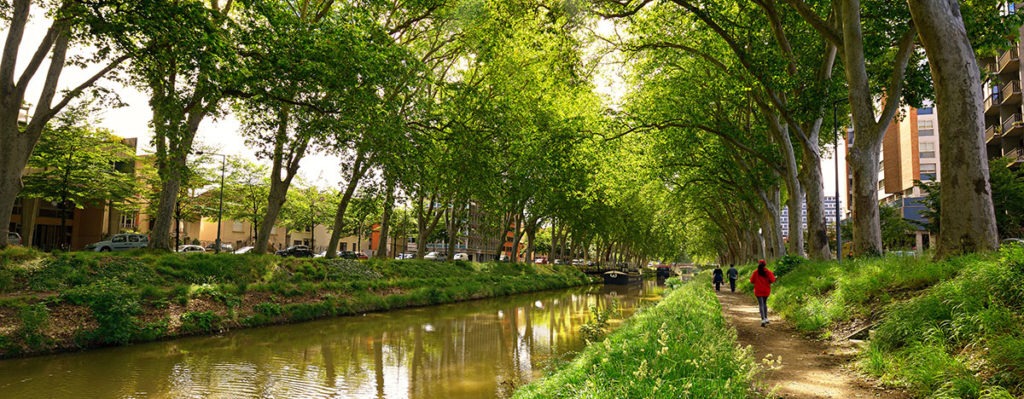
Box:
left=727, top=264, right=738, bottom=292
left=750, top=259, right=776, bottom=327
left=712, top=265, right=724, bottom=291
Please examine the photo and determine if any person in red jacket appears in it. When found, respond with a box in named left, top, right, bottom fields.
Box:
left=750, top=259, right=776, bottom=327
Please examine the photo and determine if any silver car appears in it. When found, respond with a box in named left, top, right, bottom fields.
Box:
left=7, top=232, right=21, bottom=246
left=86, top=234, right=149, bottom=252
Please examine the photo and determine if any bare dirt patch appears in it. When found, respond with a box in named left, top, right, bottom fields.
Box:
left=717, top=290, right=907, bottom=399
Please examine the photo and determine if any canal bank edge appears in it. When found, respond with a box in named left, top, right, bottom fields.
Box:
left=512, top=278, right=757, bottom=399
left=0, top=248, right=594, bottom=359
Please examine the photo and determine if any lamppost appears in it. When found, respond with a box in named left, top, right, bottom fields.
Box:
left=196, top=152, right=226, bottom=253
left=833, top=99, right=846, bottom=263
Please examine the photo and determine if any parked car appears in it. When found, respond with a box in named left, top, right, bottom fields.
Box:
left=314, top=251, right=327, bottom=258
left=1002, top=238, right=1024, bottom=246
left=453, top=253, right=470, bottom=261
left=85, top=233, right=149, bottom=252
left=205, top=243, right=234, bottom=252
left=233, top=246, right=254, bottom=254
left=395, top=253, right=414, bottom=260
left=177, top=245, right=206, bottom=253
left=553, top=259, right=565, bottom=265
left=534, top=257, right=547, bottom=264
left=424, top=251, right=446, bottom=261
left=7, top=232, right=21, bottom=246
left=357, top=252, right=369, bottom=260
left=338, top=251, right=358, bottom=259
left=276, top=245, right=314, bottom=257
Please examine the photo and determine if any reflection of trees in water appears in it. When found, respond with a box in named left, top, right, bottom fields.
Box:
left=0, top=282, right=659, bottom=398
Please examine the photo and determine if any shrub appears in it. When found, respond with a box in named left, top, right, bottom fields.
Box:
left=254, top=302, right=282, bottom=317
left=16, top=302, right=50, bottom=349
left=772, top=254, right=805, bottom=277
left=62, top=278, right=141, bottom=345
left=180, top=311, right=221, bottom=334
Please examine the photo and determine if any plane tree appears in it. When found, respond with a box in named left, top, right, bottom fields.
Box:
left=0, top=0, right=150, bottom=249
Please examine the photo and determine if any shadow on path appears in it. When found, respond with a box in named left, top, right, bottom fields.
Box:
left=716, top=290, right=906, bottom=399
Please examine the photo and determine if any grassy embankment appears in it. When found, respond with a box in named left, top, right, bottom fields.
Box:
left=749, top=248, right=1024, bottom=398
left=513, top=276, right=757, bottom=398
left=0, top=247, right=590, bottom=358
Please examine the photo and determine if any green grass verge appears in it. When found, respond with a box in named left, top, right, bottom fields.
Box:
left=760, top=249, right=1024, bottom=398
left=0, top=249, right=592, bottom=357
left=512, top=279, right=756, bottom=398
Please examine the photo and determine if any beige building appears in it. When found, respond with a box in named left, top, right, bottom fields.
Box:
left=178, top=218, right=368, bottom=254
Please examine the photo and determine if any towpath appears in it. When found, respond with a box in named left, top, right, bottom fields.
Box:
left=716, top=290, right=907, bottom=399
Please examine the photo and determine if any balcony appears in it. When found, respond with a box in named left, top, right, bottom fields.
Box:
left=986, top=124, right=1002, bottom=144
left=998, top=47, right=1020, bottom=74
left=1003, top=80, right=1023, bottom=104
left=1003, top=113, right=1024, bottom=138
left=985, top=92, right=1001, bottom=115
left=1008, top=147, right=1024, bottom=168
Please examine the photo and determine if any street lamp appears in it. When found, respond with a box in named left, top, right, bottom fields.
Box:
left=196, top=151, right=226, bottom=253
left=833, top=99, right=846, bottom=263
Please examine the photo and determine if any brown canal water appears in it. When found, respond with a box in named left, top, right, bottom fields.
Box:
left=0, top=280, right=663, bottom=399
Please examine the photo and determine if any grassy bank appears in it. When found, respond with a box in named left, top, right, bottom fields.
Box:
left=0, top=247, right=591, bottom=358
left=512, top=277, right=756, bottom=398
left=758, top=250, right=1024, bottom=398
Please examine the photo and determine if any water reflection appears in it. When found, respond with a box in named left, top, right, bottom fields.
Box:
left=0, top=281, right=661, bottom=399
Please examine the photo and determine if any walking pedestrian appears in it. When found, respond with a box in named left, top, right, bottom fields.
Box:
left=727, top=264, right=738, bottom=292
left=712, top=265, right=724, bottom=291
left=750, top=259, right=776, bottom=327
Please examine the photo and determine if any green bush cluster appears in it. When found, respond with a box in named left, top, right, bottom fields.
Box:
left=62, top=278, right=141, bottom=345
left=769, top=254, right=960, bottom=334
left=513, top=281, right=755, bottom=399
left=863, top=249, right=1024, bottom=397
left=766, top=249, right=1024, bottom=398
left=180, top=311, right=222, bottom=334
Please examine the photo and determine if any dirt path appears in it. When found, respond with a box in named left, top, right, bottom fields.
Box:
left=716, top=290, right=906, bottom=399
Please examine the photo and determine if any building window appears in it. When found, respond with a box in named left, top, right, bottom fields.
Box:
left=918, top=120, right=934, bottom=130
left=120, top=212, right=138, bottom=230
left=919, top=129, right=934, bottom=137
left=917, top=107, right=933, bottom=115
left=921, top=163, right=937, bottom=181
left=920, top=142, right=935, bottom=158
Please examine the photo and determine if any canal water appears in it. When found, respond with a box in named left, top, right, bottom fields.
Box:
left=0, top=280, right=662, bottom=399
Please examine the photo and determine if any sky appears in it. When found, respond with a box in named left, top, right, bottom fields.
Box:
left=13, top=10, right=848, bottom=213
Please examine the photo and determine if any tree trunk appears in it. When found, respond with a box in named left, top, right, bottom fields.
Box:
left=907, top=0, right=998, bottom=257
left=801, top=143, right=832, bottom=260
left=0, top=126, right=34, bottom=249
left=254, top=108, right=307, bottom=254
left=848, top=144, right=883, bottom=255
left=326, top=151, right=367, bottom=258
left=376, top=179, right=396, bottom=259
left=511, top=210, right=524, bottom=262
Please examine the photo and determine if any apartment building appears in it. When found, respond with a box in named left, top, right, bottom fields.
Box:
left=779, top=196, right=842, bottom=239
left=847, top=104, right=939, bottom=250
left=982, top=2, right=1024, bottom=164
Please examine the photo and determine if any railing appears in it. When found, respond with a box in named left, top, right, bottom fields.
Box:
left=1003, top=113, right=1024, bottom=135
left=985, top=92, right=1001, bottom=112
left=1003, top=80, right=1022, bottom=103
left=1007, top=148, right=1024, bottom=166
left=999, top=47, right=1020, bottom=71
left=986, top=124, right=1001, bottom=142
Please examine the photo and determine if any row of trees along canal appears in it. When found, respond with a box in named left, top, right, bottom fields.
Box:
left=0, top=0, right=1014, bottom=263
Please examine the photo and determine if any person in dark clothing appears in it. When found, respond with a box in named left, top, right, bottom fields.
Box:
left=727, top=264, right=738, bottom=292
left=750, top=259, right=777, bottom=327
left=712, top=265, right=724, bottom=291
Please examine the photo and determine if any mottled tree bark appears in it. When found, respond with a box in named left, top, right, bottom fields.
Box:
left=907, top=0, right=998, bottom=257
